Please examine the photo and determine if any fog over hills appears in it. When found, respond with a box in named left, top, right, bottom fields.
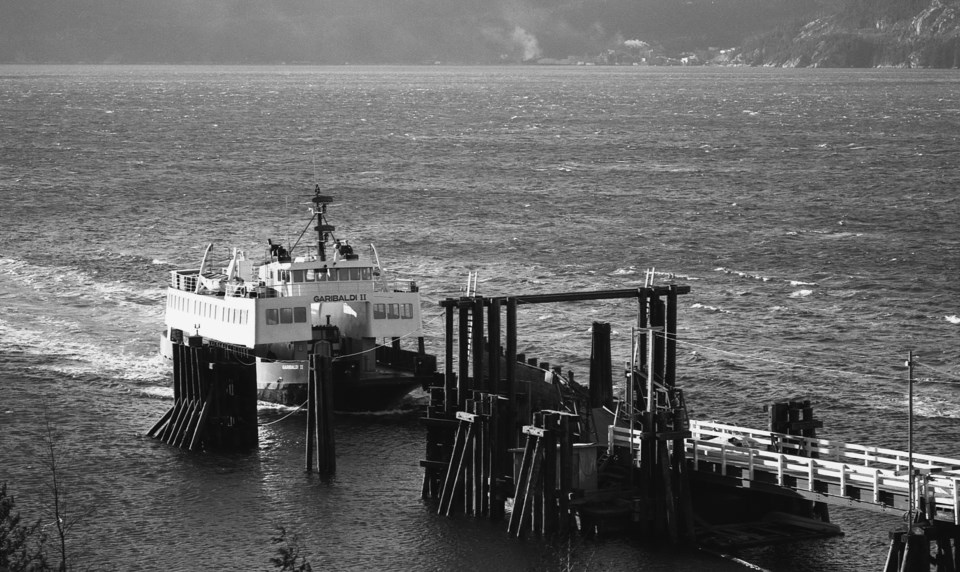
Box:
left=0, top=0, right=815, bottom=64
left=2, top=0, right=957, bottom=66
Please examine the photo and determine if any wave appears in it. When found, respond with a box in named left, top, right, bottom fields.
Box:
left=714, top=267, right=772, bottom=282
left=0, top=256, right=166, bottom=310
left=140, top=386, right=174, bottom=399
left=690, top=302, right=729, bottom=314
left=0, top=313, right=168, bottom=383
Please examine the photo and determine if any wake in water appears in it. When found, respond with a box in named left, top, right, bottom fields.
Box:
left=0, top=256, right=169, bottom=386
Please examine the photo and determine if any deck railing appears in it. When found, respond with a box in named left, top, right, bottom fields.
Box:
left=687, top=420, right=960, bottom=523
left=607, top=419, right=960, bottom=523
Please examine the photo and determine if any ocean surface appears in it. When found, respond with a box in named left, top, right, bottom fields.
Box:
left=1, top=64, right=959, bottom=571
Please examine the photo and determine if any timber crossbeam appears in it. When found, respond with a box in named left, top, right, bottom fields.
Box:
left=438, top=286, right=690, bottom=308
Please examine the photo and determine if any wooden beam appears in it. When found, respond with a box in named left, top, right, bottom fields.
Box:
left=439, top=286, right=691, bottom=308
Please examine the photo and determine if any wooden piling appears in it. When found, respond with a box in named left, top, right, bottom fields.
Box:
left=768, top=400, right=828, bottom=521
left=638, top=289, right=648, bottom=378
left=884, top=530, right=906, bottom=572
left=589, top=322, right=612, bottom=408
left=305, top=354, right=336, bottom=474
left=445, top=303, right=456, bottom=414
left=558, top=413, right=573, bottom=535
left=884, top=520, right=959, bottom=571
left=542, top=412, right=559, bottom=536
left=672, top=432, right=696, bottom=543
left=148, top=339, right=257, bottom=452
left=305, top=369, right=316, bottom=471
left=488, top=298, right=501, bottom=395
left=651, top=293, right=666, bottom=385
left=505, top=298, right=518, bottom=447
left=657, top=441, right=679, bottom=544
left=489, top=394, right=507, bottom=521
left=463, top=400, right=475, bottom=517
left=472, top=296, right=485, bottom=393
left=666, top=285, right=678, bottom=387
left=473, top=398, right=487, bottom=516
left=458, top=301, right=470, bottom=410
left=438, top=411, right=476, bottom=516
left=934, top=524, right=957, bottom=572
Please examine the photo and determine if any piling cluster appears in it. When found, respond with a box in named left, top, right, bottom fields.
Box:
left=147, top=336, right=258, bottom=451
left=420, top=286, right=699, bottom=540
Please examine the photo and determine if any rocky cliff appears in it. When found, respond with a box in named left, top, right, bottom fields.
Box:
left=739, top=0, right=960, bottom=67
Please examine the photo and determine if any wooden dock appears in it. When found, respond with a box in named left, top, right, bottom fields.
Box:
left=145, top=281, right=959, bottom=571
left=419, top=285, right=960, bottom=572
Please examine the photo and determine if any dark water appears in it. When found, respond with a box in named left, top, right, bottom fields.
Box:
left=1, top=65, right=959, bottom=571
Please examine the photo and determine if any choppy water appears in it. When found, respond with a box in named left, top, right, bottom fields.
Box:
left=1, top=65, right=959, bottom=571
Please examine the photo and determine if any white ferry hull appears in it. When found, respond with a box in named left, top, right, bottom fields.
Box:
left=160, top=332, right=430, bottom=411
left=255, top=358, right=427, bottom=411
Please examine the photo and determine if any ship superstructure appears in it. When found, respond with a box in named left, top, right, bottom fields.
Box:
left=160, top=187, right=436, bottom=410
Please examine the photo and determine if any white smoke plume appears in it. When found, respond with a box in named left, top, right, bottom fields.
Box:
left=624, top=39, right=650, bottom=49
left=511, top=26, right=542, bottom=61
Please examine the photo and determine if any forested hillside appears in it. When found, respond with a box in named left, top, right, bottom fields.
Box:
left=740, top=0, right=960, bottom=67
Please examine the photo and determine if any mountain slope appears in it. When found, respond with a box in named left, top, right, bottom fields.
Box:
left=740, top=0, right=960, bottom=67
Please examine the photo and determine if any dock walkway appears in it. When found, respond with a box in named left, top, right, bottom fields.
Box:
left=613, top=420, right=960, bottom=523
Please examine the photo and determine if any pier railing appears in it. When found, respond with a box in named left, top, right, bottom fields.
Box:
left=607, top=420, right=960, bottom=523
left=683, top=420, right=960, bottom=524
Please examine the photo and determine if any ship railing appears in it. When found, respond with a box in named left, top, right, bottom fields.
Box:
left=376, top=278, right=419, bottom=294
left=221, top=277, right=419, bottom=298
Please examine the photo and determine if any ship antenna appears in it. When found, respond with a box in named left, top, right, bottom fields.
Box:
left=311, top=185, right=335, bottom=262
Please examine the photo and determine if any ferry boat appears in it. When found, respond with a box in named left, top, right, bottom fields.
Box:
left=159, top=186, right=437, bottom=411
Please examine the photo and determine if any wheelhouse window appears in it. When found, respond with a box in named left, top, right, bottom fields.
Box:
left=373, top=302, right=414, bottom=320
left=266, top=307, right=307, bottom=326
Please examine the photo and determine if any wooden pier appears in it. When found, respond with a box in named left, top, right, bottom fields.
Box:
left=419, top=285, right=960, bottom=571
left=145, top=282, right=960, bottom=570
left=421, top=286, right=697, bottom=540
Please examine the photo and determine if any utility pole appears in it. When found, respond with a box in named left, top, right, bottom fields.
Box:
left=907, top=350, right=915, bottom=524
